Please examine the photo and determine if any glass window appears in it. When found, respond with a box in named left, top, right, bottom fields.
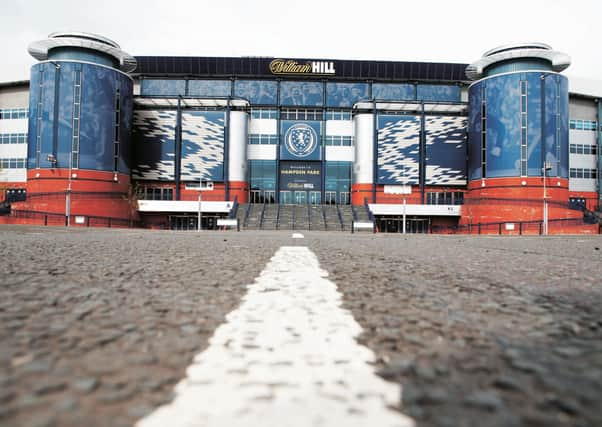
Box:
left=280, top=81, right=323, bottom=106
left=141, top=79, right=186, bottom=96
left=250, top=109, right=278, bottom=119
left=249, top=160, right=277, bottom=191
left=326, top=82, right=369, bottom=107
left=417, top=84, right=461, bottom=102
left=325, top=111, right=351, bottom=120
left=188, top=79, right=231, bottom=97
left=372, top=83, right=415, bottom=101
left=234, top=80, right=277, bottom=105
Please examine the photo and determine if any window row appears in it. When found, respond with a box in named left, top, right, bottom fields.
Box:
left=426, top=191, right=465, bottom=205
left=569, top=168, right=598, bottom=179
left=570, top=144, right=598, bottom=155
left=136, top=186, right=174, bottom=201
left=569, top=119, right=599, bottom=131
left=325, top=136, right=353, bottom=146
left=0, top=133, right=27, bottom=144
left=140, top=79, right=462, bottom=105
left=249, top=109, right=354, bottom=121
left=248, top=134, right=278, bottom=145
left=0, top=108, right=28, bottom=120
left=250, top=109, right=278, bottom=119
left=0, top=158, right=27, bottom=169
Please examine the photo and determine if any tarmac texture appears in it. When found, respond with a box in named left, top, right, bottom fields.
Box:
left=0, top=226, right=601, bottom=427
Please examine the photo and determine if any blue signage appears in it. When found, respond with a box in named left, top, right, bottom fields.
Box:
left=281, top=121, right=321, bottom=161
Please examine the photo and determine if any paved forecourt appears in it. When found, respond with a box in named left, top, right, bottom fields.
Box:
left=1, top=226, right=602, bottom=427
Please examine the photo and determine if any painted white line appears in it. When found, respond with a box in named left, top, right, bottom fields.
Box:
left=292, top=232, right=304, bottom=239
left=136, top=246, right=414, bottom=427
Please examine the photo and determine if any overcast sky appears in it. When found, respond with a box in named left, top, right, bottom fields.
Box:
left=1, top=0, right=600, bottom=82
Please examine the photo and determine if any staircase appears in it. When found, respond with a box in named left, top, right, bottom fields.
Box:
left=309, top=205, right=326, bottom=231
left=244, top=204, right=264, bottom=230
left=324, top=205, right=344, bottom=231
left=338, top=205, right=355, bottom=230
left=239, top=203, right=359, bottom=231
left=261, top=204, right=279, bottom=230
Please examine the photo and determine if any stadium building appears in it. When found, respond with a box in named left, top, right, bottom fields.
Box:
left=0, top=32, right=600, bottom=233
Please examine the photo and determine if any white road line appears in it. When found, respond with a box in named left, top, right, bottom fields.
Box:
left=292, top=233, right=304, bottom=239
left=136, top=246, right=414, bottom=427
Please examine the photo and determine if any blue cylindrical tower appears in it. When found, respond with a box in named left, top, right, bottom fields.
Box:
left=463, top=43, right=578, bottom=225
left=466, top=43, right=571, bottom=180
left=25, top=32, right=137, bottom=220
left=27, top=32, right=136, bottom=173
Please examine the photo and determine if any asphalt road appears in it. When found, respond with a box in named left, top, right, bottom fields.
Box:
left=1, top=226, right=601, bottom=427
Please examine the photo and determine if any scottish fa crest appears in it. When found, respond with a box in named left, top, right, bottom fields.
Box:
left=284, top=123, right=318, bottom=158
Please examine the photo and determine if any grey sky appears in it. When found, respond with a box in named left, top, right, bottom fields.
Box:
left=1, top=0, right=600, bottom=82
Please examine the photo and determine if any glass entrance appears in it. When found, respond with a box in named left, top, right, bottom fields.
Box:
left=325, top=191, right=337, bottom=205
left=250, top=190, right=262, bottom=204
left=309, top=191, right=321, bottom=205
left=294, top=191, right=307, bottom=204
left=279, top=191, right=293, bottom=205
left=339, top=192, right=350, bottom=205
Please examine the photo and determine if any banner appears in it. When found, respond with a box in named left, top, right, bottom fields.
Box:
left=279, top=161, right=322, bottom=191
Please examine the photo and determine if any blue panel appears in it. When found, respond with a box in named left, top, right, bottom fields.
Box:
left=485, top=74, right=521, bottom=178
left=55, top=62, right=77, bottom=169
left=141, top=79, right=186, bottom=96
left=188, top=80, right=231, bottom=97
left=118, top=74, right=134, bottom=174
left=27, top=65, right=41, bottom=169
left=326, top=82, right=369, bottom=107
left=425, top=116, right=467, bottom=185
left=280, top=121, right=321, bottom=161
left=132, top=110, right=176, bottom=180
left=79, top=64, right=116, bottom=171
left=377, top=115, right=420, bottom=184
left=372, top=83, right=414, bottom=101
left=417, top=85, right=460, bottom=102
left=526, top=73, right=542, bottom=176
left=280, top=81, right=323, bottom=106
left=467, top=82, right=482, bottom=180
left=180, top=111, right=225, bottom=181
left=558, top=76, right=569, bottom=178
left=40, top=64, right=57, bottom=168
left=234, top=80, right=277, bottom=105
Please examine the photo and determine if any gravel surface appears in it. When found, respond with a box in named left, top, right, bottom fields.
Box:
left=1, top=226, right=601, bottom=427
left=0, top=226, right=286, bottom=427
left=307, top=233, right=602, bottom=427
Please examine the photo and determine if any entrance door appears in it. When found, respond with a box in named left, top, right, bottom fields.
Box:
left=325, top=191, right=336, bottom=205
left=250, top=190, right=262, bottom=204
left=264, top=190, right=276, bottom=204
left=294, top=191, right=307, bottom=204
left=280, top=191, right=293, bottom=205
left=339, top=191, right=350, bottom=205
left=309, top=191, right=321, bottom=205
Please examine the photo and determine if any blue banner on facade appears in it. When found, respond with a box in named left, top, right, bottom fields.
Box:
left=280, top=161, right=322, bottom=191
left=280, top=120, right=321, bottom=161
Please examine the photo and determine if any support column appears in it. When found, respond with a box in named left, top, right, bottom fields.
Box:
left=175, top=96, right=182, bottom=201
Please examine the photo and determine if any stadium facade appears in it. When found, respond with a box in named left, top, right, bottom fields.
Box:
left=0, top=32, right=600, bottom=233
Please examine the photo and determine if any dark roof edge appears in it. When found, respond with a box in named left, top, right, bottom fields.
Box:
left=0, top=80, right=30, bottom=89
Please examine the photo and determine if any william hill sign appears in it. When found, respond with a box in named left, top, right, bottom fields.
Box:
left=269, top=59, right=336, bottom=76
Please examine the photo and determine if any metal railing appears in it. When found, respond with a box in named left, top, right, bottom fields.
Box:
left=10, top=209, right=139, bottom=228
left=430, top=217, right=599, bottom=235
